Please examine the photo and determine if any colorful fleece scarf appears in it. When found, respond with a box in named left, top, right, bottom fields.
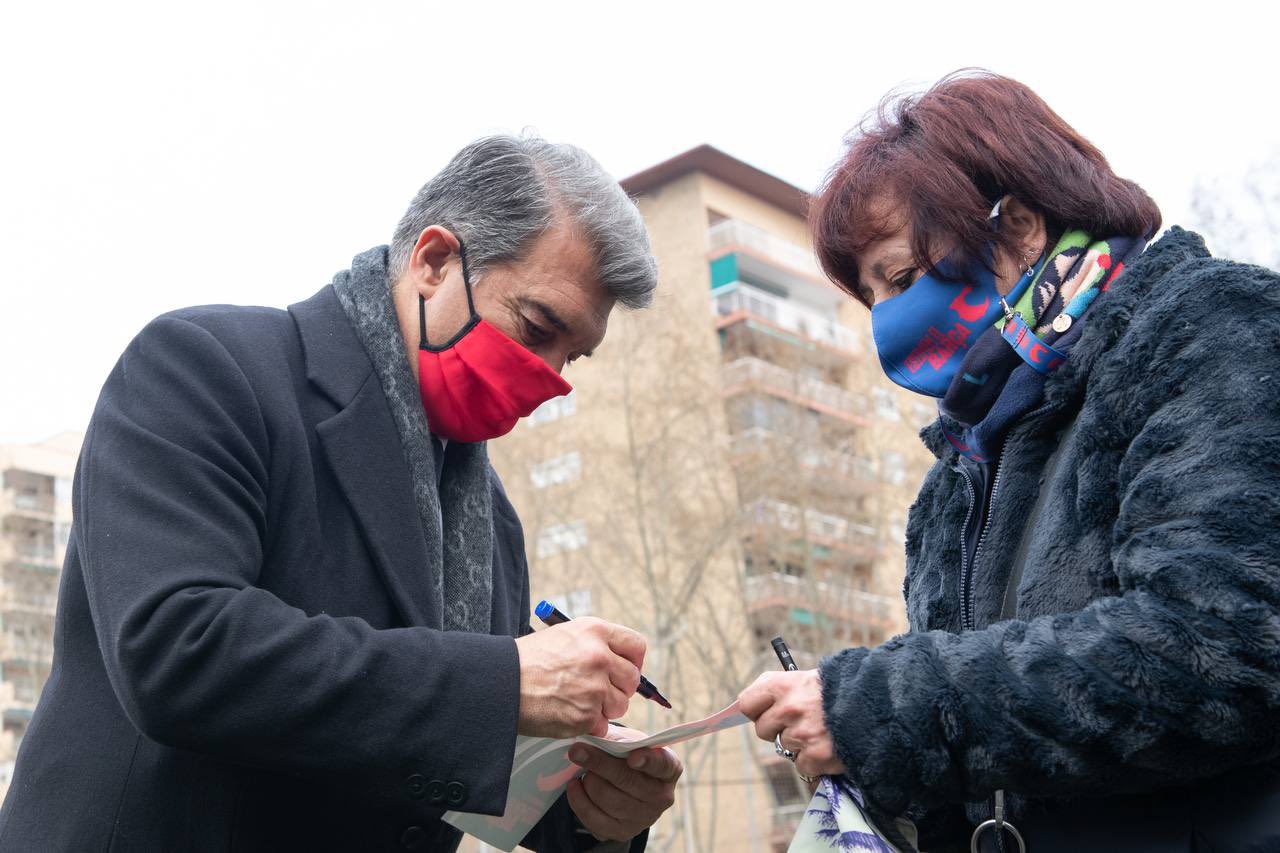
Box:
left=939, top=230, right=1147, bottom=462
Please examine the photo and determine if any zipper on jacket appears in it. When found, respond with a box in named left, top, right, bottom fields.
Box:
left=955, top=403, right=1056, bottom=852
left=956, top=402, right=1055, bottom=632
left=956, top=466, right=979, bottom=633
left=966, top=452, right=1007, bottom=631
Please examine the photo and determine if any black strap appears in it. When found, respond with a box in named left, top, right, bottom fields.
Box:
left=457, top=239, right=477, bottom=317
left=417, top=238, right=480, bottom=352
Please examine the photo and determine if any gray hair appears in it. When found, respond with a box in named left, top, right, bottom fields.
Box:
left=389, top=135, right=657, bottom=309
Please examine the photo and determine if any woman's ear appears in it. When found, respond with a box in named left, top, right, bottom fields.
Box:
left=998, top=195, right=1048, bottom=262
left=991, top=195, right=1049, bottom=294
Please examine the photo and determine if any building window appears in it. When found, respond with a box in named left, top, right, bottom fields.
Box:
left=882, top=451, right=906, bottom=486
left=530, top=452, right=581, bottom=489
left=55, top=477, right=73, bottom=506
left=529, top=391, right=577, bottom=426
left=873, top=388, right=900, bottom=421
left=536, top=521, right=587, bottom=558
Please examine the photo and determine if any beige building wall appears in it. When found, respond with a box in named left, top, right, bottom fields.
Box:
left=0, top=432, right=81, bottom=803
left=481, top=148, right=935, bottom=853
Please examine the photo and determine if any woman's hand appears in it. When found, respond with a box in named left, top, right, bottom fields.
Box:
left=738, top=670, right=846, bottom=778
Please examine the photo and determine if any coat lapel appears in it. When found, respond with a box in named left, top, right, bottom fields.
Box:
left=290, top=285, right=442, bottom=628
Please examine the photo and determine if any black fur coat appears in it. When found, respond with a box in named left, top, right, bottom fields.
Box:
left=820, top=228, right=1280, bottom=850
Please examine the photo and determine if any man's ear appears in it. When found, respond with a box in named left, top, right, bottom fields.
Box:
left=404, top=225, right=461, bottom=299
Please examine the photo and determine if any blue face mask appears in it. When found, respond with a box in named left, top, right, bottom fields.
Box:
left=871, top=253, right=1033, bottom=397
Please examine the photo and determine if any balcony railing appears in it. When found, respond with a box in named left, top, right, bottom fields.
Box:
left=713, top=282, right=859, bottom=355
left=745, top=571, right=897, bottom=626
left=743, top=497, right=877, bottom=552
left=708, top=219, right=822, bottom=278
left=11, top=543, right=55, bottom=563
left=0, top=589, right=58, bottom=616
left=730, top=428, right=875, bottom=484
left=0, top=491, right=56, bottom=519
left=0, top=637, right=56, bottom=667
left=721, top=357, right=867, bottom=421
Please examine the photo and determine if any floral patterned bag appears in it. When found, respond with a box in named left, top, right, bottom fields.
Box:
left=787, top=777, right=919, bottom=853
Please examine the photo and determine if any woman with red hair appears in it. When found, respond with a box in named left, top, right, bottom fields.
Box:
left=740, top=71, right=1280, bottom=851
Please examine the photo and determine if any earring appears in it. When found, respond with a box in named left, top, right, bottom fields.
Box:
left=1021, top=246, right=1041, bottom=274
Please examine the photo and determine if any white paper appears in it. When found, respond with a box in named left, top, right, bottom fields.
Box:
left=443, top=702, right=749, bottom=851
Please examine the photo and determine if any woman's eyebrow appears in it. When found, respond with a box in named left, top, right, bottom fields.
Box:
left=877, top=248, right=918, bottom=276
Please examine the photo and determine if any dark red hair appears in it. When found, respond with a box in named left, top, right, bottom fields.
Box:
left=811, top=70, right=1161, bottom=306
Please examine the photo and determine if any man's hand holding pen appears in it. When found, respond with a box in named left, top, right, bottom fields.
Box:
left=514, top=616, right=647, bottom=738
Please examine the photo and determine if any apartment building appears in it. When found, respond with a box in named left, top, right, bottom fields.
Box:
left=0, top=432, right=81, bottom=801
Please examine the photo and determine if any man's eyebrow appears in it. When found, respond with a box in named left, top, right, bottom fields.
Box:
left=517, top=297, right=570, bottom=334
left=516, top=295, right=599, bottom=357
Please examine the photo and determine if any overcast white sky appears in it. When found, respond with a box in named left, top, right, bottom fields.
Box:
left=2, top=0, right=1276, bottom=443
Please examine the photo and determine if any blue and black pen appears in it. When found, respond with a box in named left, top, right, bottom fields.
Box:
left=534, top=600, right=673, bottom=710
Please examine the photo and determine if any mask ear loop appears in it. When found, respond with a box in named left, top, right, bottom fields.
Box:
left=457, top=238, right=478, bottom=319
left=419, top=236, right=483, bottom=353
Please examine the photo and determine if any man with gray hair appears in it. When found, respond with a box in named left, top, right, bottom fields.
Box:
left=0, top=136, right=678, bottom=852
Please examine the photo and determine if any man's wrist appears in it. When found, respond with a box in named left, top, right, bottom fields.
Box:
left=572, top=812, right=631, bottom=851
left=574, top=833, right=630, bottom=853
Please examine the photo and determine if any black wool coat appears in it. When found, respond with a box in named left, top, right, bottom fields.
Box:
left=820, top=229, right=1280, bottom=851
left=0, top=284, right=597, bottom=852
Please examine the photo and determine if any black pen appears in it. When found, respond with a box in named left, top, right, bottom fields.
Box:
left=771, top=636, right=798, bottom=672
left=534, top=599, right=673, bottom=710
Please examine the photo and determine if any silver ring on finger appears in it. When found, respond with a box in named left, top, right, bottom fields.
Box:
left=774, top=734, right=796, bottom=761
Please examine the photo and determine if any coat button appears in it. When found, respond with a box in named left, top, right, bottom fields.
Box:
left=405, top=773, right=427, bottom=800
left=400, top=826, right=428, bottom=850
left=446, top=781, right=467, bottom=806
left=425, top=779, right=446, bottom=803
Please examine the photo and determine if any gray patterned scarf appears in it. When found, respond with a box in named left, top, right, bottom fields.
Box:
left=331, top=246, right=494, bottom=633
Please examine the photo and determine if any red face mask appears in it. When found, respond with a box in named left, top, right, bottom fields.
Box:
left=416, top=242, right=573, bottom=443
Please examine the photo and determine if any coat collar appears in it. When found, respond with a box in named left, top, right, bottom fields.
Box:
left=287, top=284, right=439, bottom=627
left=288, top=284, right=375, bottom=409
